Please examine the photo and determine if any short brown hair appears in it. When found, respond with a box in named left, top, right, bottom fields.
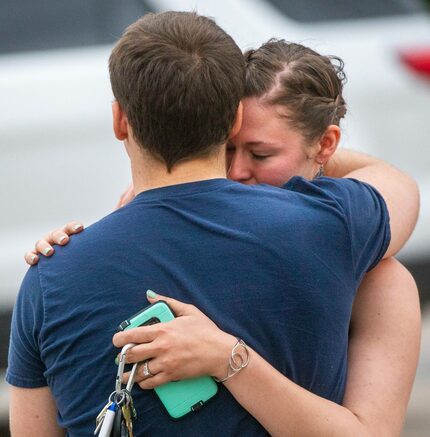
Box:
left=244, top=40, right=347, bottom=145
left=109, top=12, right=245, bottom=171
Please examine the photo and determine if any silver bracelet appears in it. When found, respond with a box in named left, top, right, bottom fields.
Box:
left=214, top=338, right=250, bottom=383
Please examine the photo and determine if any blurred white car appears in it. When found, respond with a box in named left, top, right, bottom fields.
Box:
left=1, top=0, right=430, bottom=302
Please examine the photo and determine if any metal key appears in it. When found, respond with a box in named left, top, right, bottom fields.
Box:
left=94, top=399, right=113, bottom=435
left=121, top=362, right=138, bottom=436
left=128, top=394, right=137, bottom=422
left=121, top=400, right=133, bottom=437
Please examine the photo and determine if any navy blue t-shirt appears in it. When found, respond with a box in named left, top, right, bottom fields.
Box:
left=7, top=177, right=390, bottom=436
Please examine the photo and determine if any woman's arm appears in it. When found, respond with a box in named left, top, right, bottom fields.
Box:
left=221, top=258, right=420, bottom=436
left=115, top=261, right=420, bottom=437
left=325, top=148, right=419, bottom=258
left=115, top=293, right=365, bottom=436
left=343, top=257, right=421, bottom=435
left=24, top=149, right=418, bottom=265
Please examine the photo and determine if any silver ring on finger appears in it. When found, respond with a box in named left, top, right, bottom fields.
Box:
left=143, top=360, right=155, bottom=378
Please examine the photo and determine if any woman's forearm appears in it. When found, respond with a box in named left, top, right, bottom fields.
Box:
left=222, top=347, right=367, bottom=437
left=324, top=148, right=419, bottom=259
left=115, top=293, right=370, bottom=436
left=324, top=148, right=379, bottom=178
left=221, top=257, right=420, bottom=437
left=114, top=267, right=420, bottom=437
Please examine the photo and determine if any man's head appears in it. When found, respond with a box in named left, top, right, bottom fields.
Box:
left=109, top=11, right=245, bottom=171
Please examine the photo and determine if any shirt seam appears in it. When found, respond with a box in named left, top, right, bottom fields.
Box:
left=285, top=176, right=356, bottom=284
left=338, top=178, right=390, bottom=281
left=34, top=263, right=48, bottom=351
left=328, top=191, right=356, bottom=282
left=134, top=181, right=235, bottom=203
left=6, top=369, right=47, bottom=385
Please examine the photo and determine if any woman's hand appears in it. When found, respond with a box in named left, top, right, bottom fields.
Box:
left=113, top=290, right=236, bottom=389
left=24, top=183, right=134, bottom=266
left=115, top=183, right=135, bottom=210
left=24, top=221, right=84, bottom=265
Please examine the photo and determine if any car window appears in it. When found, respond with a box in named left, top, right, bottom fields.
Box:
left=266, top=0, right=427, bottom=23
left=0, top=0, right=153, bottom=55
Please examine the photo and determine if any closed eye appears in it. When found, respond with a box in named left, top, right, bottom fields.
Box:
left=251, top=152, right=271, bottom=161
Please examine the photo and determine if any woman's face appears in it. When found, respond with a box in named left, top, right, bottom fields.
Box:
left=227, top=97, right=320, bottom=186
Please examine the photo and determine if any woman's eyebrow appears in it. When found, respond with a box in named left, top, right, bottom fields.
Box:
left=245, top=141, right=278, bottom=147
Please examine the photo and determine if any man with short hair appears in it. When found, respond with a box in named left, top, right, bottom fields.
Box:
left=7, top=11, right=418, bottom=436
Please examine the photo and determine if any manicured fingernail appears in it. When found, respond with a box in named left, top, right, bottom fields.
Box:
left=59, top=235, right=67, bottom=243
left=30, top=254, right=37, bottom=263
left=115, top=356, right=119, bottom=365
left=146, top=289, right=157, bottom=299
left=43, top=247, right=52, bottom=255
left=73, top=224, right=83, bottom=231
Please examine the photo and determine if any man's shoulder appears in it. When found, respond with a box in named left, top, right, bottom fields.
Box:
left=221, top=180, right=350, bottom=242
left=239, top=176, right=368, bottom=206
left=283, top=175, right=381, bottom=203
left=36, top=206, right=137, bottom=275
left=284, top=175, right=353, bottom=197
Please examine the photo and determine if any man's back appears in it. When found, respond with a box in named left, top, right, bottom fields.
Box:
left=7, top=177, right=389, bottom=436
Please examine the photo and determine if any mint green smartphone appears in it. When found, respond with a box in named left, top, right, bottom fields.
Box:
left=118, top=300, right=218, bottom=419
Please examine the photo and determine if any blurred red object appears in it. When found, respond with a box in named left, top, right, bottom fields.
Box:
left=400, top=47, right=430, bottom=78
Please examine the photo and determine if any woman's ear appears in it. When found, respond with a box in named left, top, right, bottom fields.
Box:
left=316, top=125, right=341, bottom=165
left=112, top=101, right=129, bottom=141
left=229, top=101, right=243, bottom=139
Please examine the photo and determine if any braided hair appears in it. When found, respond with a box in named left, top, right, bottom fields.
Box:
left=244, top=39, right=347, bottom=145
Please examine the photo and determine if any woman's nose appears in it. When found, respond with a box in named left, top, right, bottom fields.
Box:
left=227, top=152, right=253, bottom=183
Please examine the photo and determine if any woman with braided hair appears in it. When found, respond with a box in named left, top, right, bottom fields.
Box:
left=228, top=40, right=348, bottom=185
left=26, top=39, right=420, bottom=435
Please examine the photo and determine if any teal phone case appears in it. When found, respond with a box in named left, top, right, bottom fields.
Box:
left=118, top=301, right=218, bottom=419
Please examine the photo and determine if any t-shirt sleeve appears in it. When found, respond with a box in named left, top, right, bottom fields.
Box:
left=6, top=265, right=47, bottom=388
left=284, top=176, right=391, bottom=281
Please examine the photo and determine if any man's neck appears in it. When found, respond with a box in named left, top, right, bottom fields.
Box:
left=131, top=148, right=227, bottom=195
